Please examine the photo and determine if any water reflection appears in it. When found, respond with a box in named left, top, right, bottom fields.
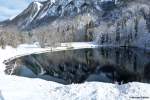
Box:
left=5, top=47, right=150, bottom=84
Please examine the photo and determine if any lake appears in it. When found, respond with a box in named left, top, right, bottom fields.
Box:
left=5, top=47, right=150, bottom=84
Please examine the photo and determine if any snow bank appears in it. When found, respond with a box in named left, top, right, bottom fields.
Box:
left=0, top=75, right=150, bottom=100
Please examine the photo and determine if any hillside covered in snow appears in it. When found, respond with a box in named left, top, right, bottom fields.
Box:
left=0, top=0, right=150, bottom=49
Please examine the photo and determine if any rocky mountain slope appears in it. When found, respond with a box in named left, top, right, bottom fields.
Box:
left=1, top=0, right=117, bottom=29
left=0, top=0, right=150, bottom=49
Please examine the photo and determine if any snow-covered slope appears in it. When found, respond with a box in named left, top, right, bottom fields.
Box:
left=0, top=0, right=116, bottom=28
left=6, top=1, right=43, bottom=28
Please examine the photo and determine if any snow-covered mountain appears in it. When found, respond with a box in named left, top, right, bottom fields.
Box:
left=0, top=0, right=150, bottom=49
left=0, top=0, right=117, bottom=29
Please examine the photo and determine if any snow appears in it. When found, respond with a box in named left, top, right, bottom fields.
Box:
left=9, top=15, right=16, bottom=21
left=0, top=75, right=150, bottom=100
left=39, top=11, right=47, bottom=19
left=51, top=0, right=56, bottom=4
left=25, top=1, right=43, bottom=26
left=31, top=2, right=43, bottom=19
left=0, top=42, right=150, bottom=100
left=35, top=0, right=116, bottom=20
left=34, top=2, right=43, bottom=11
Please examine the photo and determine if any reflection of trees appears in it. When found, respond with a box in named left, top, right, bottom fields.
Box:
left=4, top=48, right=150, bottom=84
left=144, top=63, right=150, bottom=80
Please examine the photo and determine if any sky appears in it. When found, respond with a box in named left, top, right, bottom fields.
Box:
left=0, top=0, right=39, bottom=21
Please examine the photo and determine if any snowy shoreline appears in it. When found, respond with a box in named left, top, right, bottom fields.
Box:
left=0, top=42, right=150, bottom=100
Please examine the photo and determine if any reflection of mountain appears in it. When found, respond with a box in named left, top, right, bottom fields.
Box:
left=5, top=48, right=150, bottom=84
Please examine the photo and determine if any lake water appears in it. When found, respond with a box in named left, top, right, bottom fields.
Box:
left=5, top=47, right=150, bottom=84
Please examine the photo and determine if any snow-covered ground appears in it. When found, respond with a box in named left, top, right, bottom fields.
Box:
left=0, top=75, right=150, bottom=100
left=0, top=42, right=150, bottom=100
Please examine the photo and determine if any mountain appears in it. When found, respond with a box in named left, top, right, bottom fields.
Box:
left=0, top=0, right=117, bottom=29
left=0, top=0, right=150, bottom=49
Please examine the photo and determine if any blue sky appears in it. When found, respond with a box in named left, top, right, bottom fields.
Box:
left=0, top=0, right=36, bottom=21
